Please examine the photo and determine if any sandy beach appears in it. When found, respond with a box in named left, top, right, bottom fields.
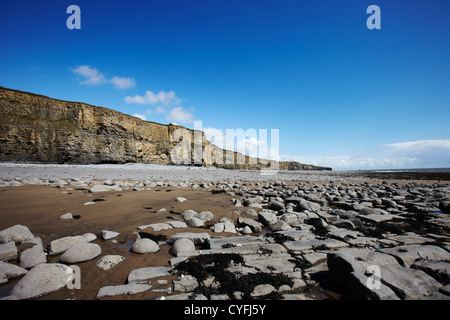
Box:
left=1, top=164, right=449, bottom=300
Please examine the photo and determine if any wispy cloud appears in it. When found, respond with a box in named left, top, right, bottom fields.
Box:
left=124, top=90, right=181, bottom=106
left=71, top=65, right=106, bottom=85
left=110, top=76, right=136, bottom=89
left=167, top=106, right=194, bottom=124
left=125, top=90, right=193, bottom=124
left=71, top=65, right=135, bottom=89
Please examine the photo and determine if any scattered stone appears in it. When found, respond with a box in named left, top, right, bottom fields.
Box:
left=19, top=237, right=46, bottom=269
left=82, top=233, right=97, bottom=242
left=96, top=255, right=126, bottom=270
left=47, top=235, right=87, bottom=256
left=60, top=243, right=102, bottom=263
left=187, top=217, right=204, bottom=228
left=100, top=230, right=119, bottom=240
left=0, top=241, right=17, bottom=261
left=89, top=185, right=123, bottom=193
left=171, top=238, right=196, bottom=257
left=251, top=284, right=276, bottom=297
left=96, top=283, right=152, bottom=299
left=173, top=275, right=199, bottom=292
left=131, top=238, right=160, bottom=254
left=0, top=225, right=34, bottom=243
left=10, top=263, right=72, bottom=300
left=0, top=261, right=28, bottom=279
left=128, top=266, right=173, bottom=283
left=59, top=213, right=73, bottom=220
left=176, top=197, right=187, bottom=202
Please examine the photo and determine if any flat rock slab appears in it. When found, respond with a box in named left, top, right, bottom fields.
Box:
left=203, top=243, right=287, bottom=256
left=10, top=263, right=72, bottom=299
left=359, top=214, right=400, bottom=223
left=285, top=238, right=349, bottom=252
left=96, top=255, right=126, bottom=270
left=0, top=225, right=34, bottom=243
left=208, top=236, right=267, bottom=250
left=128, top=266, right=173, bottom=283
left=380, top=265, right=442, bottom=299
left=96, top=283, right=152, bottom=299
left=380, top=245, right=450, bottom=267
left=411, top=259, right=450, bottom=285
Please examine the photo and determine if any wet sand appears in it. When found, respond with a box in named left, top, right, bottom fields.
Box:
left=0, top=184, right=241, bottom=300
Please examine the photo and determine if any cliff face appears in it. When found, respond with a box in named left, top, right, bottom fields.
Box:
left=0, top=86, right=331, bottom=171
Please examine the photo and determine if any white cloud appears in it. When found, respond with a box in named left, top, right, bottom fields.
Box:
left=384, top=140, right=450, bottom=153
left=166, top=107, right=194, bottom=124
left=110, top=76, right=136, bottom=89
left=132, top=113, right=147, bottom=121
left=71, top=65, right=106, bottom=85
left=124, top=90, right=181, bottom=106
left=71, top=65, right=136, bottom=89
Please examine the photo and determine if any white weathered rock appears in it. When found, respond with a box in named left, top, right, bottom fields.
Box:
left=96, top=283, right=152, bottom=299
left=380, top=245, right=450, bottom=267
left=176, top=197, right=187, bottom=202
left=11, top=263, right=72, bottom=300
left=166, top=220, right=188, bottom=229
left=0, top=241, right=17, bottom=261
left=171, top=238, right=195, bottom=257
left=59, top=213, right=73, bottom=220
left=379, top=265, right=443, bottom=299
left=60, top=243, right=102, bottom=263
left=0, top=261, right=28, bottom=279
left=251, top=284, right=276, bottom=297
left=96, top=255, right=126, bottom=270
left=0, top=225, right=34, bottom=243
left=19, top=237, right=46, bottom=269
left=182, top=209, right=198, bottom=220
left=258, top=211, right=278, bottom=226
left=127, top=266, right=173, bottom=283
left=47, top=235, right=87, bottom=256
left=100, top=230, right=119, bottom=240
left=173, top=275, right=198, bottom=292
left=89, top=185, right=123, bottom=193
left=187, top=217, right=204, bottom=228
left=82, top=233, right=97, bottom=242
left=198, top=211, right=214, bottom=222
left=131, top=238, right=160, bottom=254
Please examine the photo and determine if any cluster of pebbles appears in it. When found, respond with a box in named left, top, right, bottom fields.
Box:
left=1, top=176, right=450, bottom=300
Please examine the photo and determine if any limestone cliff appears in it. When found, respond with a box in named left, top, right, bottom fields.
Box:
left=0, top=86, right=331, bottom=171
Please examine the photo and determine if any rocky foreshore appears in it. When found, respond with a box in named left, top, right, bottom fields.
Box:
left=0, top=173, right=449, bottom=300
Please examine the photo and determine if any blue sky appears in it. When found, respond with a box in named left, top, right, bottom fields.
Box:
left=1, top=0, right=449, bottom=170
